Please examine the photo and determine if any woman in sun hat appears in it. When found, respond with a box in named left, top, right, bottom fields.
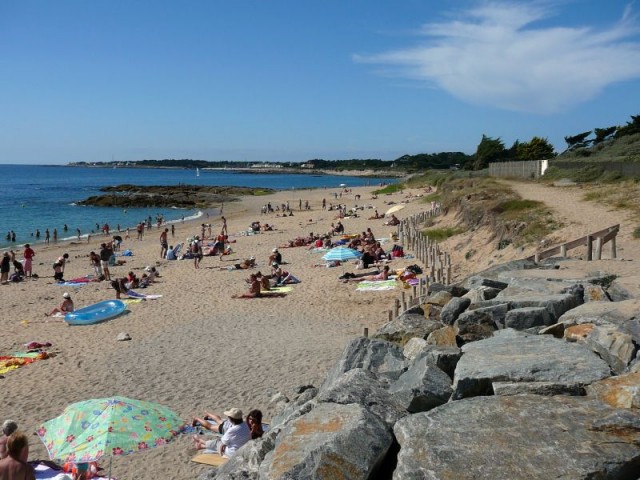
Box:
left=192, top=408, right=251, bottom=457
left=45, top=292, right=74, bottom=317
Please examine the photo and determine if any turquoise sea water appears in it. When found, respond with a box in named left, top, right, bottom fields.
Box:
left=0, top=164, right=397, bottom=248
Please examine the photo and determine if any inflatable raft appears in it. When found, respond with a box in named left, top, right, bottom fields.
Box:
left=64, top=300, right=127, bottom=325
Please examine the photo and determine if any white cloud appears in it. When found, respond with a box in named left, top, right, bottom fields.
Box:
left=355, top=2, right=640, bottom=114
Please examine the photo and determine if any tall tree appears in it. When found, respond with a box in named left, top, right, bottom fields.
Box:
left=564, top=131, right=592, bottom=150
left=474, top=135, right=506, bottom=170
left=593, top=126, right=617, bottom=144
left=517, top=137, right=556, bottom=161
left=615, top=115, right=640, bottom=138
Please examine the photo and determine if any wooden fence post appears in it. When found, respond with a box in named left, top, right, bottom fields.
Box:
left=587, top=235, right=593, bottom=261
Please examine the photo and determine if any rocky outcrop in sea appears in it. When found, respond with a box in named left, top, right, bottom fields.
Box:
left=200, top=257, right=640, bottom=480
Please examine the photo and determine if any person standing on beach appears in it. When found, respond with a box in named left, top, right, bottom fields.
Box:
left=44, top=229, right=50, bottom=245
left=136, top=222, right=144, bottom=241
left=76, top=228, right=81, bottom=240
left=53, top=228, right=58, bottom=243
left=192, top=239, right=202, bottom=269
left=171, top=224, right=175, bottom=238
left=0, top=253, right=10, bottom=284
left=160, top=228, right=169, bottom=259
left=221, top=216, right=228, bottom=236
left=23, top=244, right=35, bottom=279
left=99, top=243, right=112, bottom=281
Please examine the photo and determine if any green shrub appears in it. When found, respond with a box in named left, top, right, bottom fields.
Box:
left=492, top=199, right=541, bottom=214
left=422, top=227, right=462, bottom=242
left=633, top=227, right=640, bottom=239
left=372, top=183, right=404, bottom=195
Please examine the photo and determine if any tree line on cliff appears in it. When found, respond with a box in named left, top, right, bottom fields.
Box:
left=70, top=113, right=639, bottom=173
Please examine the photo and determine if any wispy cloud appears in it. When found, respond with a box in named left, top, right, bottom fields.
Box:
left=354, top=2, right=640, bottom=114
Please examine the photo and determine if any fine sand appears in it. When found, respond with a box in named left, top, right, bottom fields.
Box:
left=1, top=179, right=638, bottom=479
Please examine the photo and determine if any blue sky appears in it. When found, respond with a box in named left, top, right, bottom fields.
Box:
left=1, top=0, right=639, bottom=164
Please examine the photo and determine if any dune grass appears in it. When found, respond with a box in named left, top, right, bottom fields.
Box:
left=421, top=227, right=463, bottom=242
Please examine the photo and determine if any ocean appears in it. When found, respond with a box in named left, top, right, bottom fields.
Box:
left=0, top=164, right=398, bottom=248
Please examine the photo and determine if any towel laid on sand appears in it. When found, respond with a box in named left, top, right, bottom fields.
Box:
left=126, top=289, right=162, bottom=299
left=356, top=280, right=397, bottom=291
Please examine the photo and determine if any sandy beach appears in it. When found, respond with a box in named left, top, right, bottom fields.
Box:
left=0, top=184, right=432, bottom=479
left=1, top=179, right=638, bottom=479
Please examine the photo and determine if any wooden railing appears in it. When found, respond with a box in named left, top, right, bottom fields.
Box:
left=526, top=224, right=619, bottom=263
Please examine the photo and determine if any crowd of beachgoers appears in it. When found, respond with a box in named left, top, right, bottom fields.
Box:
left=0, top=183, right=440, bottom=479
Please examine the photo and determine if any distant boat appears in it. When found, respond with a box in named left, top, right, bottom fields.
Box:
left=196, top=168, right=200, bottom=177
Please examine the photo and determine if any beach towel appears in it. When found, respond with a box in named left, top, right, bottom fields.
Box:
left=0, top=351, right=49, bottom=375
left=32, top=462, right=110, bottom=480
left=355, top=280, right=397, bottom=291
left=126, top=289, right=163, bottom=299
left=191, top=453, right=228, bottom=466
left=269, top=286, right=293, bottom=293
left=122, top=298, right=144, bottom=305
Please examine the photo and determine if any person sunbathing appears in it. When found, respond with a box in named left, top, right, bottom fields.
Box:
left=385, top=214, right=400, bottom=226
left=0, top=431, right=35, bottom=480
left=344, top=265, right=390, bottom=282
left=232, top=274, right=261, bottom=298
left=45, top=292, right=74, bottom=316
left=220, top=257, right=256, bottom=271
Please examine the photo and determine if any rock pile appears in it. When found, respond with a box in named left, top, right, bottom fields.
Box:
left=201, top=258, right=640, bottom=479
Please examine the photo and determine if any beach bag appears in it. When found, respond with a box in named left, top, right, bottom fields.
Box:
left=391, top=245, right=404, bottom=258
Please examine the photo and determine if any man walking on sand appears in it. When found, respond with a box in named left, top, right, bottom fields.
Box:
left=160, top=228, right=169, bottom=259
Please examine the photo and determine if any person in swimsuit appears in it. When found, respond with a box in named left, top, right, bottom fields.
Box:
left=344, top=265, right=390, bottom=282
left=46, top=292, right=74, bottom=316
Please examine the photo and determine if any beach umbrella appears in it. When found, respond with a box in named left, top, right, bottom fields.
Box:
left=37, top=396, right=185, bottom=476
left=322, top=247, right=362, bottom=263
left=385, top=204, right=406, bottom=216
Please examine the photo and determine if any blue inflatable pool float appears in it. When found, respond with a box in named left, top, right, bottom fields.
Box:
left=64, top=300, right=127, bottom=325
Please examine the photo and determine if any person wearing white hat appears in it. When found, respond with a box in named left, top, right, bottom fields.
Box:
left=192, top=408, right=251, bottom=457
left=45, top=292, right=74, bottom=317
left=268, top=248, right=282, bottom=265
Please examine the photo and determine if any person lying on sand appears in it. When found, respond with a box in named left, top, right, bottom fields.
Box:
left=45, top=292, right=74, bottom=316
left=343, top=265, right=390, bottom=283
left=220, top=257, right=256, bottom=271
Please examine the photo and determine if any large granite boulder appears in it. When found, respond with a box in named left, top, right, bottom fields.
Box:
left=558, top=299, right=640, bottom=343
left=454, top=309, right=496, bottom=344
left=393, top=395, right=640, bottom=480
left=402, top=337, right=429, bottom=361
left=388, top=356, right=452, bottom=412
left=452, top=329, right=611, bottom=399
left=259, top=403, right=393, bottom=480
left=580, top=324, right=637, bottom=374
left=504, top=307, right=553, bottom=330
left=316, top=368, right=408, bottom=427
left=462, top=286, right=501, bottom=304
left=418, top=345, right=461, bottom=379
left=587, top=372, right=640, bottom=409
left=440, top=297, right=471, bottom=325
left=372, top=313, right=442, bottom=346
left=473, top=293, right=582, bottom=323
left=426, top=325, right=458, bottom=347
left=322, top=337, right=407, bottom=388
left=428, top=282, right=469, bottom=297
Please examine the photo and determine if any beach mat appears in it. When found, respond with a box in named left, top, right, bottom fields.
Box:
left=356, top=280, right=397, bottom=291
left=126, top=289, right=163, bottom=299
left=270, top=286, right=293, bottom=293
left=191, top=453, right=228, bottom=466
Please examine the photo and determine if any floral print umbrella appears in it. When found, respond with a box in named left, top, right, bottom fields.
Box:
left=37, top=396, right=185, bottom=464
